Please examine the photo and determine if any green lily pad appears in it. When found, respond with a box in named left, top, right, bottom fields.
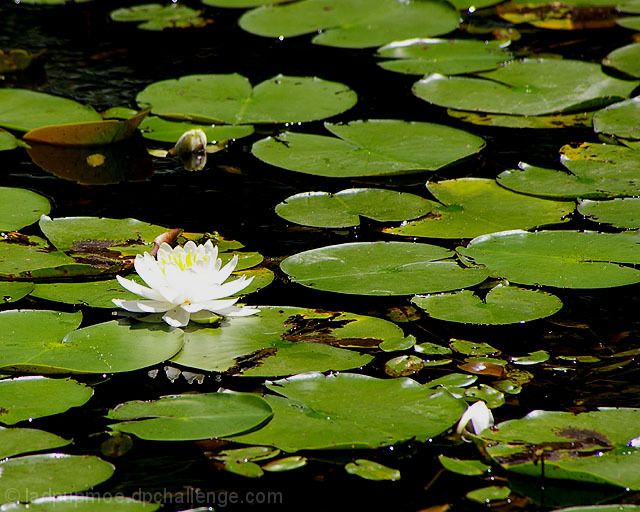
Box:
left=498, top=143, right=640, bottom=199
left=281, top=241, right=489, bottom=295
left=139, top=116, right=254, bottom=143
left=413, top=59, right=639, bottom=116
left=0, top=281, right=35, bottom=304
left=110, top=4, right=210, bottom=30
left=275, top=188, right=435, bottom=228
left=458, top=230, right=640, bottom=288
left=593, top=97, right=640, bottom=140
left=618, top=15, right=640, bottom=30
left=0, top=130, right=22, bottom=151
left=30, top=278, right=139, bottom=308
left=412, top=285, right=563, bottom=325
left=0, top=49, right=46, bottom=74
left=238, top=0, right=459, bottom=49
left=449, top=339, right=499, bottom=355
left=171, top=306, right=410, bottom=376
left=229, top=372, right=467, bottom=451
left=263, top=456, right=308, bottom=472
left=438, top=455, right=490, bottom=475
left=252, top=119, right=485, bottom=177
left=0, top=376, right=93, bottom=425
left=482, top=408, right=640, bottom=489
left=0, top=454, right=114, bottom=502
left=0, top=496, right=160, bottom=511
left=107, top=392, right=273, bottom=441
left=604, top=43, right=640, bottom=78
left=447, top=109, right=594, bottom=129
left=578, top=198, right=640, bottom=228
left=0, top=311, right=184, bottom=374
left=280, top=242, right=487, bottom=295
left=0, top=427, right=70, bottom=459
left=466, top=486, right=511, bottom=503
left=384, top=178, right=572, bottom=239
left=0, top=186, right=51, bottom=231
left=0, top=89, right=101, bottom=132
left=136, top=74, right=357, bottom=124
left=39, top=216, right=170, bottom=257
left=345, top=459, right=401, bottom=481
left=377, top=38, right=512, bottom=76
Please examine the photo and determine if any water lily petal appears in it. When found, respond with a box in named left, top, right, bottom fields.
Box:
left=115, top=275, right=165, bottom=301
left=215, top=254, right=239, bottom=284
left=456, top=400, right=494, bottom=437
left=184, top=297, right=239, bottom=313
left=163, top=305, right=190, bottom=327
left=112, top=298, right=173, bottom=313
left=134, top=253, right=169, bottom=292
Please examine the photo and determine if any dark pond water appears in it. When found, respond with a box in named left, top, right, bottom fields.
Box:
left=4, top=1, right=640, bottom=511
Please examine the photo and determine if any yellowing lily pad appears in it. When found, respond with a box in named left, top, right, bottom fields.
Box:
left=496, top=0, right=618, bottom=29
left=281, top=241, right=488, bottom=295
left=136, top=74, right=357, bottom=124
left=384, top=178, right=572, bottom=239
left=447, top=109, right=594, bottom=129
left=413, top=59, right=639, bottom=116
left=252, top=119, right=485, bottom=177
left=23, top=109, right=149, bottom=147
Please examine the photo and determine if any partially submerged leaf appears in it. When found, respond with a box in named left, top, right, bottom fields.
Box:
left=110, top=3, right=210, bottom=30
left=23, top=109, right=149, bottom=147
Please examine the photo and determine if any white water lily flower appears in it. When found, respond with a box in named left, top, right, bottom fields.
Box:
left=456, top=400, right=494, bottom=438
left=113, top=240, right=258, bottom=327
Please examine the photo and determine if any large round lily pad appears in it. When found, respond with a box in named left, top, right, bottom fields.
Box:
left=457, top=230, right=640, bottom=288
left=171, top=306, right=411, bottom=376
left=413, top=59, right=639, bottom=116
left=238, top=0, right=459, bottom=49
left=30, top=278, right=139, bottom=308
left=377, top=38, right=512, bottom=76
left=252, top=119, right=485, bottom=177
left=578, top=198, right=640, bottom=228
left=0, top=89, right=101, bottom=132
left=281, top=241, right=489, bottom=295
left=0, top=187, right=51, bottom=231
left=0, top=427, right=70, bottom=459
left=0, top=376, right=93, bottom=425
left=136, top=74, right=357, bottom=124
left=275, top=188, right=435, bottom=228
left=107, top=392, right=273, bottom=441
left=0, top=454, right=114, bottom=502
left=481, top=408, right=640, bottom=489
left=412, top=285, right=563, bottom=325
left=384, top=178, right=572, bottom=238
left=603, top=42, right=640, bottom=78
left=228, top=372, right=467, bottom=451
left=0, top=311, right=184, bottom=374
